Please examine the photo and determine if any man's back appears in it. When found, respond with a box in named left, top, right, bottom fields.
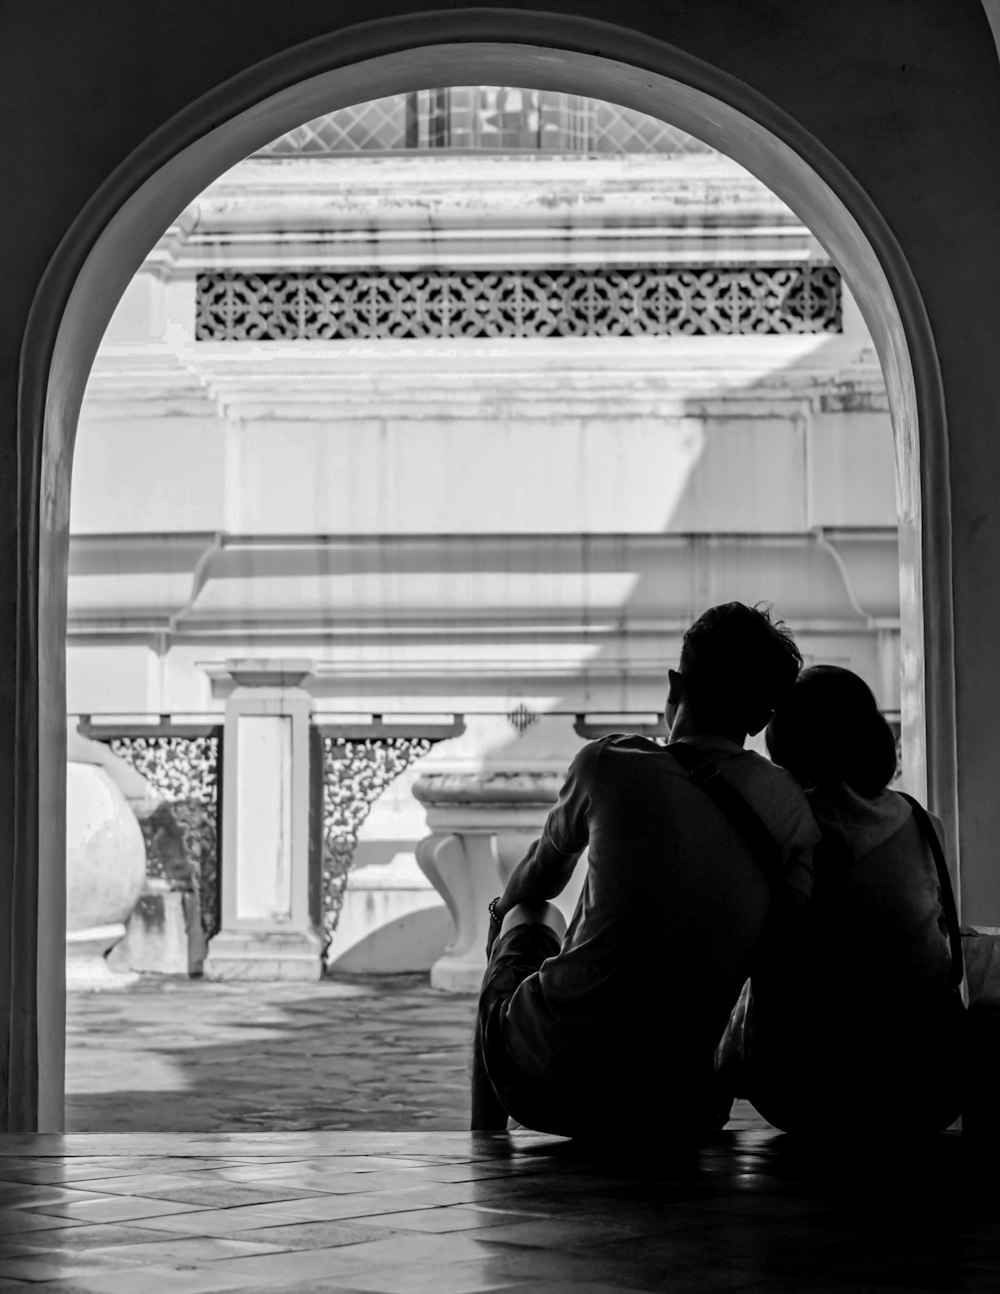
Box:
left=502, top=734, right=817, bottom=1125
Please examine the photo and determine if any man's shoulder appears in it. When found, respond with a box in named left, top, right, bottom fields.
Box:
left=726, top=750, right=821, bottom=849
left=601, top=733, right=666, bottom=754
left=733, top=747, right=807, bottom=793
left=566, top=734, right=679, bottom=794
left=584, top=733, right=678, bottom=770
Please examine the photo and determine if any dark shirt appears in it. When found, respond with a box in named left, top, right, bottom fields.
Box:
left=502, top=734, right=818, bottom=1123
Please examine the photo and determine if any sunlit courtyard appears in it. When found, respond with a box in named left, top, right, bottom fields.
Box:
left=65, top=976, right=477, bottom=1134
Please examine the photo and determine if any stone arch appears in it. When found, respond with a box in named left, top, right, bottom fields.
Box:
left=19, top=12, right=951, bottom=1128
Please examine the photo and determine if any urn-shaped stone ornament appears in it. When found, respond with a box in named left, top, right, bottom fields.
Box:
left=66, top=735, right=148, bottom=990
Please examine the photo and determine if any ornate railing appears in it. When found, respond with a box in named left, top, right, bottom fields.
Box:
left=256, top=88, right=712, bottom=156
left=196, top=265, right=842, bottom=341
left=86, top=727, right=223, bottom=940
left=320, top=736, right=433, bottom=939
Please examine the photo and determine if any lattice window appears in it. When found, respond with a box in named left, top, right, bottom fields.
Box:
left=321, top=736, right=432, bottom=940
left=255, top=88, right=711, bottom=156
left=263, top=96, right=409, bottom=154
left=196, top=266, right=842, bottom=340
left=108, top=735, right=222, bottom=940
left=591, top=100, right=710, bottom=154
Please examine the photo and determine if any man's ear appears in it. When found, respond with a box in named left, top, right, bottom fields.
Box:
left=667, top=669, right=683, bottom=707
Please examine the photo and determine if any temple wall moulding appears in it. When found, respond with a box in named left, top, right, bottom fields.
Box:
left=131, top=153, right=825, bottom=278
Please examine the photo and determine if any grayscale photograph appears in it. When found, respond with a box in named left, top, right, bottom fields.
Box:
left=2, top=5, right=999, bottom=1293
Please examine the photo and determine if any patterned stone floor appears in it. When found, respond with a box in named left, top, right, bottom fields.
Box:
left=66, top=976, right=479, bottom=1133
left=0, top=1129, right=998, bottom=1293
left=65, top=975, right=769, bottom=1138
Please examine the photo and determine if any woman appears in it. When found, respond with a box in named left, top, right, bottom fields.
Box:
left=721, top=665, right=965, bottom=1134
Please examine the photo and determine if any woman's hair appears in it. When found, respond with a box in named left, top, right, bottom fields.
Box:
left=765, top=664, right=898, bottom=795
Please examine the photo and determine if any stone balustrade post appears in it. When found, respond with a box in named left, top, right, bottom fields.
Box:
left=203, top=659, right=324, bottom=980
left=413, top=772, right=587, bottom=992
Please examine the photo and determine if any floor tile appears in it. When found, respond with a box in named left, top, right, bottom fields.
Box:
left=6, top=1221, right=210, bottom=1250
left=335, top=1259, right=536, bottom=1293
left=0, top=1247, right=150, bottom=1281
left=214, top=1219, right=403, bottom=1251
left=84, top=1235, right=294, bottom=1266
left=222, top=1193, right=443, bottom=1224
left=28, top=1195, right=207, bottom=1223
left=0, top=1209, right=87, bottom=1235
left=128, top=1205, right=324, bottom=1235
left=135, top=1183, right=329, bottom=1208
left=30, top=1264, right=271, bottom=1293
left=345, top=1206, right=519, bottom=1234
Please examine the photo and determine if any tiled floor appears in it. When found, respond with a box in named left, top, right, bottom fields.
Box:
left=0, top=1129, right=997, bottom=1293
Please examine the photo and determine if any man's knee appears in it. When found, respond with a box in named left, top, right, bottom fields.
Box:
left=499, top=900, right=567, bottom=942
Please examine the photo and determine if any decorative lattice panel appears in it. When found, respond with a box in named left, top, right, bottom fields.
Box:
left=591, top=100, right=711, bottom=154
left=256, top=89, right=711, bottom=156
left=109, top=735, right=222, bottom=939
left=321, top=737, right=432, bottom=939
left=197, top=266, right=841, bottom=340
left=263, top=96, right=409, bottom=154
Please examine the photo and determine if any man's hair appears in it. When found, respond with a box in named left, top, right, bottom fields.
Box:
left=678, top=602, right=801, bottom=729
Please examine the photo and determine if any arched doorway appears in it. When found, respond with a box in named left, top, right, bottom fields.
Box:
left=21, top=15, right=950, bottom=1130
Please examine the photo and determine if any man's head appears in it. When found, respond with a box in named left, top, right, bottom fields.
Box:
left=667, top=602, right=802, bottom=740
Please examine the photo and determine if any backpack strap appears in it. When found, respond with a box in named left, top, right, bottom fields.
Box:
left=666, top=742, right=786, bottom=893
left=897, top=791, right=964, bottom=989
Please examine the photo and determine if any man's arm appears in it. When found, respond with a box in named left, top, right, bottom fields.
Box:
left=493, top=835, right=584, bottom=921
left=491, top=740, right=599, bottom=923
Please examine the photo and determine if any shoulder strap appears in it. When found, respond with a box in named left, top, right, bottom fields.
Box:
left=666, top=742, right=785, bottom=892
left=897, top=792, right=964, bottom=988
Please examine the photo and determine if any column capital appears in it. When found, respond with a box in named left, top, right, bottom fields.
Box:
left=222, top=658, right=314, bottom=690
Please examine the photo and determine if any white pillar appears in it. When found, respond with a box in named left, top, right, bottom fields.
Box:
left=413, top=772, right=586, bottom=992
left=204, top=660, right=323, bottom=980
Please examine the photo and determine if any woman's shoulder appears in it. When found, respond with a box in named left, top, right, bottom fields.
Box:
left=807, top=782, right=913, bottom=859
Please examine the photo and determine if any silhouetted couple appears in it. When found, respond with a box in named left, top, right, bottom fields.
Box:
left=472, top=602, right=966, bottom=1140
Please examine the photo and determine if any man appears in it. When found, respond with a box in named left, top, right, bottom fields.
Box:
left=473, top=602, right=819, bottom=1137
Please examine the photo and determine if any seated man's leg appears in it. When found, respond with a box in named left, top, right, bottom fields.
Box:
left=471, top=902, right=566, bottom=1131
left=498, top=901, right=568, bottom=943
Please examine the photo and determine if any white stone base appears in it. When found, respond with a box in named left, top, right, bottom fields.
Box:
left=66, top=924, right=139, bottom=992
left=325, top=853, right=454, bottom=974
left=429, top=958, right=485, bottom=995
left=203, top=929, right=324, bottom=981
left=107, top=889, right=192, bottom=976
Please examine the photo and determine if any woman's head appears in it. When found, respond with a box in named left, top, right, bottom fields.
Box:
left=765, top=664, right=898, bottom=795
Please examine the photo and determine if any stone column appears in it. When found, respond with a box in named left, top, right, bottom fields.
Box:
left=204, top=660, right=323, bottom=980
left=413, top=772, right=587, bottom=992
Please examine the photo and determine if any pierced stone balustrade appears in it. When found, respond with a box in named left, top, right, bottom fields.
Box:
left=413, top=771, right=586, bottom=992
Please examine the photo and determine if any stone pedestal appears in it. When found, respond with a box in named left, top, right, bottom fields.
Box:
left=203, top=660, right=324, bottom=981
left=413, top=771, right=587, bottom=992
left=108, top=881, right=206, bottom=977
